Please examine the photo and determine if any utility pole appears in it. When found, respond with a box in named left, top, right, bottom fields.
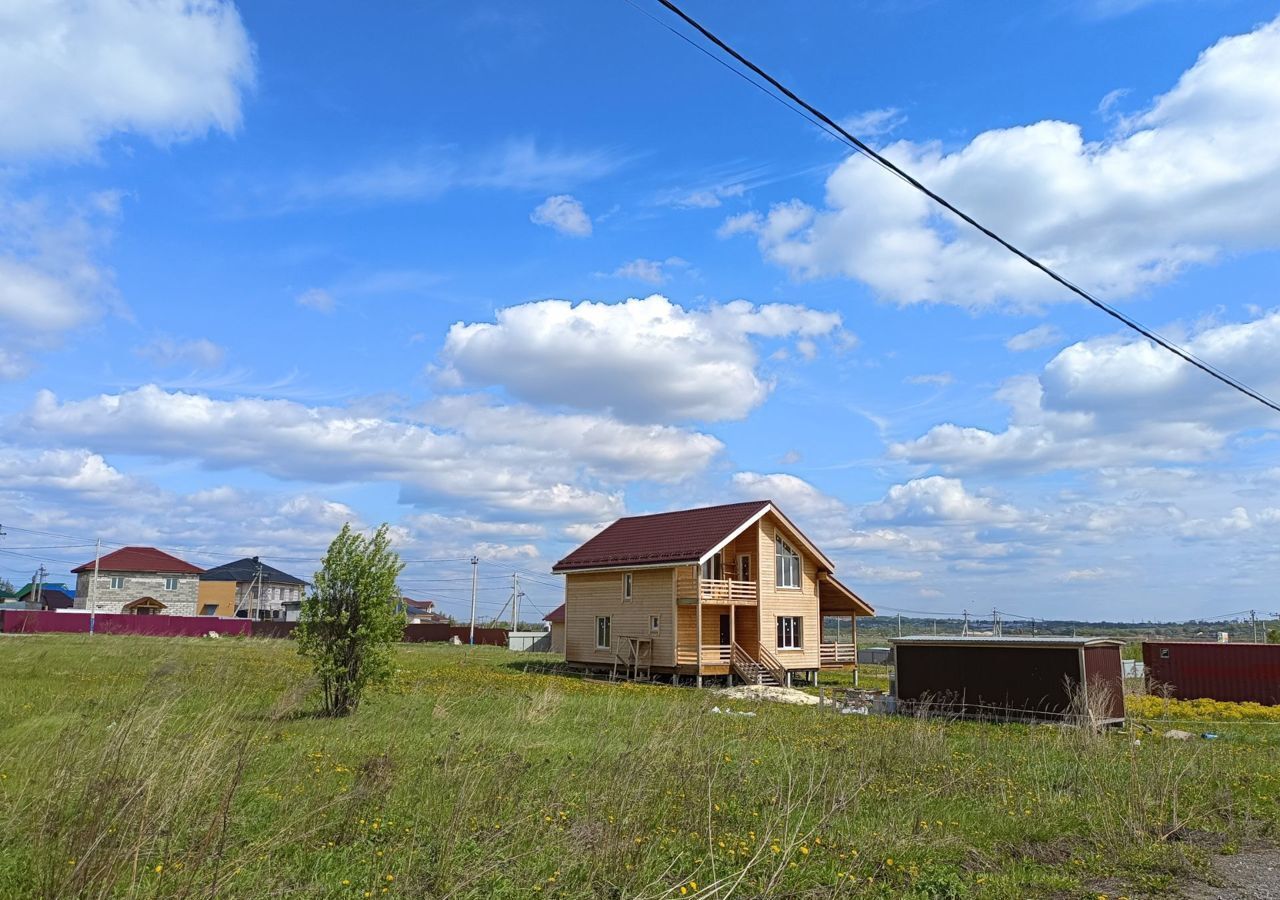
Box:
left=468, top=556, right=478, bottom=644
left=88, top=538, right=101, bottom=635
left=993, top=608, right=1001, bottom=637
left=33, top=565, right=47, bottom=609
left=1250, top=609, right=1258, bottom=643
left=933, top=619, right=938, bottom=635
left=962, top=609, right=970, bottom=636
left=511, top=573, right=521, bottom=632
left=896, top=612, right=901, bottom=636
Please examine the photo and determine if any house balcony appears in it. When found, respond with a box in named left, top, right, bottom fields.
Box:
left=819, top=641, right=856, bottom=668
left=698, top=577, right=758, bottom=605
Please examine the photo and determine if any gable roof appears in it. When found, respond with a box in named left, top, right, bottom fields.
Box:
left=552, top=501, right=773, bottom=573
left=71, top=546, right=204, bottom=575
left=200, top=557, right=307, bottom=586
left=544, top=603, right=565, bottom=623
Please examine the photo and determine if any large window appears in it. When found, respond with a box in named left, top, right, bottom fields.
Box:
left=622, top=572, right=633, bottom=601
left=163, top=576, right=178, bottom=591
left=776, top=616, right=803, bottom=650
left=596, top=616, right=611, bottom=650
left=775, top=537, right=801, bottom=589
left=109, top=576, right=124, bottom=590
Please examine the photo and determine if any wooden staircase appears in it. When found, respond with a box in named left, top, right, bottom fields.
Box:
left=731, top=643, right=781, bottom=687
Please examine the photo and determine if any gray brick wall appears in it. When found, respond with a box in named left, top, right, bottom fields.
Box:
left=75, top=571, right=201, bottom=616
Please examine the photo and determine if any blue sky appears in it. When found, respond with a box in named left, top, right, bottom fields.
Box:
left=4, top=0, right=1280, bottom=622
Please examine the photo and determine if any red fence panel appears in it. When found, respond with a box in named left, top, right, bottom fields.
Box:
left=1143, top=641, right=1280, bottom=705
left=1, top=610, right=252, bottom=638
left=402, top=623, right=508, bottom=646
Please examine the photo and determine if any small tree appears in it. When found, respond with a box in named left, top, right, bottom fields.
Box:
left=297, top=523, right=405, bottom=717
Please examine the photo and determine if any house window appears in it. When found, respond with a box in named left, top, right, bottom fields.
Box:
left=163, top=576, right=179, bottom=591
left=776, top=616, right=803, bottom=650
left=650, top=615, right=660, bottom=634
left=738, top=554, right=751, bottom=582
left=622, top=572, right=633, bottom=601
left=199, top=604, right=218, bottom=616
left=109, top=576, right=124, bottom=590
left=701, top=554, right=723, bottom=580
left=596, top=616, right=611, bottom=650
left=775, top=537, right=801, bottom=589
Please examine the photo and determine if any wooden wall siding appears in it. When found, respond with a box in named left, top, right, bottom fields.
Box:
left=675, top=565, right=697, bottom=601
left=564, top=568, right=676, bottom=668
left=677, top=605, right=697, bottom=652
left=734, top=606, right=760, bottom=655
left=722, top=528, right=758, bottom=581
left=756, top=514, right=822, bottom=670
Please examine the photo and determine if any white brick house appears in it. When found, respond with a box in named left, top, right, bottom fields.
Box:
left=72, top=546, right=204, bottom=616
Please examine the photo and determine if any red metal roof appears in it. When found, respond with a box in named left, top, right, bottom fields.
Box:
left=552, top=501, right=771, bottom=572
left=71, top=546, right=204, bottom=575
left=544, top=603, right=565, bottom=623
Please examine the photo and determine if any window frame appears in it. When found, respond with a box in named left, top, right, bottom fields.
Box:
left=775, top=537, right=802, bottom=589
left=650, top=615, right=660, bottom=634
left=109, top=575, right=124, bottom=590
left=163, top=576, right=179, bottom=591
left=776, top=615, right=803, bottom=650
left=622, top=572, right=633, bottom=602
left=596, top=616, right=611, bottom=650
left=737, top=554, right=751, bottom=582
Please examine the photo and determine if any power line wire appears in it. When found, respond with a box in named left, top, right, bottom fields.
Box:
left=641, top=0, right=1280, bottom=416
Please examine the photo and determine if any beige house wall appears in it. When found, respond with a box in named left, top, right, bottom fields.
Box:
left=756, top=513, right=823, bottom=671
left=564, top=568, right=676, bottom=668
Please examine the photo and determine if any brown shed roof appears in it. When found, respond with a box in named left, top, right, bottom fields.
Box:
left=544, top=603, right=565, bottom=623
left=72, top=546, right=204, bottom=575
left=552, top=501, right=772, bottom=572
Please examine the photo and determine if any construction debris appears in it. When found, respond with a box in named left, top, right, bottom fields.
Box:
left=716, top=684, right=819, bottom=706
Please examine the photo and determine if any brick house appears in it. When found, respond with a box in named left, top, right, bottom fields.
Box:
left=198, top=557, right=307, bottom=618
left=72, top=547, right=204, bottom=616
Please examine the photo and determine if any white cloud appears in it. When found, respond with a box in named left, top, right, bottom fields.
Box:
left=663, top=182, right=747, bottom=209
left=863, top=476, right=1019, bottom=526
left=838, top=107, right=907, bottom=138
left=1061, top=567, right=1108, bottom=582
left=0, top=349, right=30, bottom=382
left=0, top=0, right=254, bottom=159
left=25, top=385, right=723, bottom=518
left=295, top=288, right=336, bottom=313
left=530, top=194, right=592, bottom=237
left=610, top=257, right=688, bottom=285
left=842, top=562, right=923, bottom=582
left=0, top=447, right=133, bottom=496
left=725, top=16, right=1280, bottom=309
left=1006, top=324, right=1064, bottom=352
left=893, top=312, right=1280, bottom=473
left=135, top=337, right=226, bottom=369
left=905, top=372, right=954, bottom=387
left=440, top=295, right=845, bottom=422
left=0, top=194, right=118, bottom=336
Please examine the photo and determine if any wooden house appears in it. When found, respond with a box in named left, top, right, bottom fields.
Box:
left=551, top=500, right=874, bottom=686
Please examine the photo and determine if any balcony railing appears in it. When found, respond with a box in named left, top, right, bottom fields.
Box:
left=820, top=642, right=856, bottom=666
left=676, top=644, right=731, bottom=666
left=698, top=578, right=757, bottom=604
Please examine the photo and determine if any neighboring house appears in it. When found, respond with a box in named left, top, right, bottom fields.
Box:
left=13, top=582, right=75, bottom=604
left=72, top=547, right=204, bottom=616
left=199, top=557, right=307, bottom=619
left=551, top=500, right=874, bottom=686
left=37, top=589, right=75, bottom=611
left=544, top=603, right=566, bottom=655
left=403, top=598, right=447, bottom=624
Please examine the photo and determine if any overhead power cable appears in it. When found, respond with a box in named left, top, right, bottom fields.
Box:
left=640, top=0, right=1280, bottom=416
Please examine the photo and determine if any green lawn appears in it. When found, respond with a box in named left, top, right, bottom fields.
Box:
left=0, top=635, right=1276, bottom=899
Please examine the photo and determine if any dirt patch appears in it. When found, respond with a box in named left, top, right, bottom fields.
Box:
left=1179, top=847, right=1280, bottom=900
left=715, top=684, right=819, bottom=706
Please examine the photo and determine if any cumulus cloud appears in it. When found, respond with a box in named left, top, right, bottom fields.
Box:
left=724, top=16, right=1280, bottom=308
left=530, top=194, right=592, bottom=237
left=0, top=0, right=254, bottom=159
left=893, top=312, right=1280, bottom=473
left=863, top=476, right=1019, bottom=526
left=440, top=295, right=845, bottom=422
left=1006, top=324, right=1064, bottom=352
left=0, top=447, right=134, bottom=496
left=134, top=337, right=226, bottom=369
left=25, top=385, right=723, bottom=518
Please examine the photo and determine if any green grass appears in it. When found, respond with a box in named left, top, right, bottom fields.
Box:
left=0, top=635, right=1276, bottom=899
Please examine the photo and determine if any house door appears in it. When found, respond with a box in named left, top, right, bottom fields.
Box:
left=719, top=613, right=731, bottom=646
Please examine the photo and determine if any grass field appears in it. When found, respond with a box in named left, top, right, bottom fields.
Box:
left=0, top=635, right=1276, bottom=899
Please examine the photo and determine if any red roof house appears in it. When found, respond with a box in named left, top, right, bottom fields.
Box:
left=72, top=546, right=204, bottom=575
left=71, top=546, right=204, bottom=617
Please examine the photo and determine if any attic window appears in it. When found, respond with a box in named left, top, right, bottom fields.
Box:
left=622, top=572, right=633, bottom=601
left=775, top=537, right=801, bottom=589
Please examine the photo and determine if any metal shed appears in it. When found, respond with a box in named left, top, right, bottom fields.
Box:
left=1143, top=641, right=1280, bottom=705
left=889, top=635, right=1126, bottom=723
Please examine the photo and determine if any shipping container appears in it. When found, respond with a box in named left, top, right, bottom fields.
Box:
left=889, top=635, right=1126, bottom=723
left=1142, top=641, right=1280, bottom=705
